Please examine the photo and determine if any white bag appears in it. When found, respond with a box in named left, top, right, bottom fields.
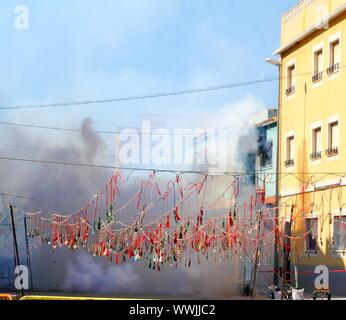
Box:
left=292, top=288, right=305, bottom=300
left=273, top=290, right=282, bottom=300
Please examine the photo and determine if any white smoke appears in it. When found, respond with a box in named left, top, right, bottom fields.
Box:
left=0, top=97, right=268, bottom=297
left=62, top=252, right=143, bottom=294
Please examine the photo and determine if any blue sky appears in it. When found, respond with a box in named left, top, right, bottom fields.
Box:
left=0, top=0, right=297, bottom=150
left=0, top=1, right=299, bottom=290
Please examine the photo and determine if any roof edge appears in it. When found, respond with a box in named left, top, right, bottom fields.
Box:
left=273, top=3, right=346, bottom=56
left=255, top=116, right=278, bottom=128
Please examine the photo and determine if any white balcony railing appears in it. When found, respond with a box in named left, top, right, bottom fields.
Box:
left=283, top=0, right=315, bottom=24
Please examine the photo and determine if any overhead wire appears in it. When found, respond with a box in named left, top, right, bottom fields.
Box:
left=2, top=64, right=346, bottom=111
left=0, top=121, right=211, bottom=136
left=0, top=77, right=280, bottom=111
left=1, top=155, right=346, bottom=177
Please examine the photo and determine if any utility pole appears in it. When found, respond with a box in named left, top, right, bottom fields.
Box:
left=24, top=217, right=33, bottom=292
left=251, top=210, right=263, bottom=299
left=281, top=206, right=293, bottom=299
left=266, top=57, right=282, bottom=287
left=9, top=204, right=24, bottom=297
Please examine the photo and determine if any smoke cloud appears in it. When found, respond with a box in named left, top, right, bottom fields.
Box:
left=62, top=253, right=143, bottom=294
left=0, top=97, right=268, bottom=297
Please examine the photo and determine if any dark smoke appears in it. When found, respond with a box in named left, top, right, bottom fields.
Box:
left=0, top=117, right=112, bottom=289
left=0, top=112, right=268, bottom=298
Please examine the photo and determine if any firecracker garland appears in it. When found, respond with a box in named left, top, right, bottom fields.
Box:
left=24, top=170, right=339, bottom=272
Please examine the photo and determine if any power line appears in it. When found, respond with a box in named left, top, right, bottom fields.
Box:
left=0, top=121, right=210, bottom=136
left=0, top=77, right=279, bottom=111
left=0, top=192, right=77, bottom=207
left=0, top=155, right=346, bottom=176
left=3, top=60, right=346, bottom=112
left=0, top=142, right=52, bottom=152
left=0, top=156, right=219, bottom=174
left=2, top=66, right=346, bottom=112
left=0, top=141, right=189, bottom=159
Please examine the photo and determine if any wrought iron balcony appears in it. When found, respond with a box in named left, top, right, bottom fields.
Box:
left=285, top=86, right=295, bottom=96
left=284, top=159, right=295, bottom=167
left=325, top=147, right=339, bottom=157
left=327, top=63, right=340, bottom=75
left=310, top=151, right=322, bottom=160
left=312, top=71, right=323, bottom=83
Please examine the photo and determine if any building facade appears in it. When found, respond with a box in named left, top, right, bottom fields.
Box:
left=274, top=0, right=346, bottom=295
left=236, top=110, right=278, bottom=293
left=255, top=110, right=278, bottom=207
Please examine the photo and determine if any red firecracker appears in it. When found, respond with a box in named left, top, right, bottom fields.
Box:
left=174, top=206, right=181, bottom=223
left=135, top=234, right=141, bottom=248
left=199, top=207, right=204, bottom=225
left=149, top=233, right=155, bottom=245
left=173, top=232, right=178, bottom=244
left=83, top=222, right=88, bottom=241
left=229, top=214, right=234, bottom=228
left=166, top=214, right=170, bottom=229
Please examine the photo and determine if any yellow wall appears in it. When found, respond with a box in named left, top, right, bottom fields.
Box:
left=282, top=0, right=346, bottom=47
left=279, top=8, right=346, bottom=268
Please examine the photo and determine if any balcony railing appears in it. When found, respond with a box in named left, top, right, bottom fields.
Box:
left=312, top=72, right=323, bottom=83
left=327, top=63, right=340, bottom=75
left=310, top=151, right=322, bottom=160
left=286, top=86, right=295, bottom=96
left=284, top=159, right=295, bottom=167
left=326, top=147, right=339, bottom=157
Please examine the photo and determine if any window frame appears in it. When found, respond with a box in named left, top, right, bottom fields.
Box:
left=285, top=132, right=295, bottom=168
left=311, top=125, right=322, bottom=161
left=304, top=214, right=318, bottom=255
left=312, top=42, right=324, bottom=85
left=326, top=115, right=340, bottom=159
left=332, top=212, right=346, bottom=256
left=265, top=139, right=273, bottom=168
left=314, top=49, right=323, bottom=74
left=285, top=59, right=296, bottom=97
left=328, top=32, right=341, bottom=78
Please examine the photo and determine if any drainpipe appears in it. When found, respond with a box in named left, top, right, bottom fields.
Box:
left=266, top=57, right=282, bottom=286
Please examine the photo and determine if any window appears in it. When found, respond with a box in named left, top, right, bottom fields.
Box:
left=328, top=39, right=340, bottom=75
left=265, top=140, right=273, bottom=167
left=311, top=127, right=322, bottom=160
left=326, top=121, right=339, bottom=157
left=285, top=136, right=295, bottom=167
left=259, top=140, right=273, bottom=167
left=286, top=64, right=296, bottom=96
left=312, top=49, right=323, bottom=82
left=306, top=217, right=318, bottom=252
left=333, top=216, right=346, bottom=252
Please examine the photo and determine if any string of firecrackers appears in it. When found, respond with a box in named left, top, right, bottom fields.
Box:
left=27, top=170, right=209, bottom=232
left=25, top=172, right=271, bottom=267
left=23, top=170, right=303, bottom=229
left=24, top=202, right=316, bottom=248
left=24, top=171, right=346, bottom=270
left=24, top=215, right=312, bottom=270
left=30, top=210, right=273, bottom=269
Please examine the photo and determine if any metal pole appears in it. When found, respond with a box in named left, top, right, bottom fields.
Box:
left=266, top=57, right=282, bottom=287
left=294, top=265, right=299, bottom=289
left=274, top=62, right=282, bottom=287
left=251, top=210, right=263, bottom=299
left=9, top=204, right=24, bottom=297
left=281, top=207, right=293, bottom=299
left=24, top=217, right=33, bottom=292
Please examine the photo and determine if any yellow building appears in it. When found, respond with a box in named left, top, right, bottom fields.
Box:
left=273, top=0, right=346, bottom=295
